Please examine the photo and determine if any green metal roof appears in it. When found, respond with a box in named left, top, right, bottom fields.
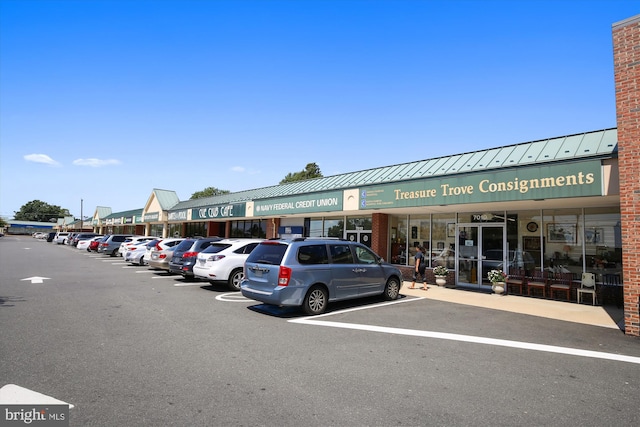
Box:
left=152, top=189, right=180, bottom=210
left=104, top=208, right=143, bottom=219
left=95, top=206, right=112, bottom=219
left=172, top=128, right=618, bottom=210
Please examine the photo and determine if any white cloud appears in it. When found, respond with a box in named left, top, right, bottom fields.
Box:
left=72, top=158, right=121, bottom=167
left=231, top=166, right=261, bottom=175
left=24, top=153, right=61, bottom=166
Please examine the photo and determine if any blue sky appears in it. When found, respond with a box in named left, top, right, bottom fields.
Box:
left=1, top=0, right=638, bottom=219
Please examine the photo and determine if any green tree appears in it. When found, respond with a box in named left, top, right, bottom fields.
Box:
left=0, top=217, right=7, bottom=228
left=14, top=200, right=71, bottom=222
left=280, top=162, right=323, bottom=184
left=190, top=186, right=230, bottom=199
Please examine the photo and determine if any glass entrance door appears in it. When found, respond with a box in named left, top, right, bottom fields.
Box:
left=456, top=224, right=506, bottom=289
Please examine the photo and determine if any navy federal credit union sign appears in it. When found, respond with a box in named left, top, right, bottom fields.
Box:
left=254, top=191, right=343, bottom=216
left=360, top=160, right=603, bottom=209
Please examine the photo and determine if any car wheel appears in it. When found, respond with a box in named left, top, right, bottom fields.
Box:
left=110, top=249, right=118, bottom=257
left=227, top=268, right=244, bottom=291
left=138, top=256, right=145, bottom=266
left=383, top=277, right=401, bottom=301
left=303, top=285, right=328, bottom=315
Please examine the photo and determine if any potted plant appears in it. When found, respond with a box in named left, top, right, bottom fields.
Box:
left=433, top=265, right=449, bottom=286
left=488, top=269, right=507, bottom=295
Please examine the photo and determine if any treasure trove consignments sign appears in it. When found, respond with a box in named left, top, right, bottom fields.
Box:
left=254, top=191, right=343, bottom=216
left=360, top=160, right=603, bottom=209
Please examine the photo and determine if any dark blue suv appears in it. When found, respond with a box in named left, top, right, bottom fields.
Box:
left=168, top=237, right=221, bottom=280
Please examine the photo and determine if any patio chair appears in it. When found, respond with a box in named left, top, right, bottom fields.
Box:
left=577, top=272, right=597, bottom=305
left=550, top=272, right=573, bottom=301
left=527, top=270, right=548, bottom=298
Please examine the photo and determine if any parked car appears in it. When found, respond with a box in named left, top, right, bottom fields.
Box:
left=241, top=238, right=403, bottom=315
left=144, top=238, right=183, bottom=264
left=88, top=236, right=102, bottom=251
left=168, top=237, right=222, bottom=280
left=124, top=242, right=149, bottom=265
left=192, top=238, right=264, bottom=290
left=65, top=232, right=78, bottom=245
left=72, top=232, right=100, bottom=247
left=77, top=236, right=103, bottom=251
left=117, top=236, right=157, bottom=257
left=97, top=234, right=134, bottom=256
left=147, top=247, right=177, bottom=271
left=53, top=232, right=70, bottom=245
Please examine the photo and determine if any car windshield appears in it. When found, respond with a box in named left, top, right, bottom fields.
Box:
left=246, top=242, right=288, bottom=265
left=145, top=239, right=160, bottom=248
left=201, top=243, right=232, bottom=254
left=173, top=239, right=195, bottom=251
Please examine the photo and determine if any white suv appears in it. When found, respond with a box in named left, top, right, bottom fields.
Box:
left=53, top=232, right=70, bottom=245
left=192, top=238, right=264, bottom=290
left=117, top=236, right=158, bottom=257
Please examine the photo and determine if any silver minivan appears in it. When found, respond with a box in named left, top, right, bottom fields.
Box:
left=241, top=238, right=403, bottom=315
left=97, top=234, right=134, bottom=257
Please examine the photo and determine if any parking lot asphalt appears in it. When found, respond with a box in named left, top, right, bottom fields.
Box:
left=401, top=282, right=625, bottom=331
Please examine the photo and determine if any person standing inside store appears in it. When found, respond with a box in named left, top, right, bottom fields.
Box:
left=408, top=245, right=428, bottom=290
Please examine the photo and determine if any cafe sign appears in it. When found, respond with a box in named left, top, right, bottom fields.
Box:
left=192, top=203, right=246, bottom=220
left=360, top=160, right=602, bottom=209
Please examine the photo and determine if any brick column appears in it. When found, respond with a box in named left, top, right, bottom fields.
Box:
left=266, top=218, right=280, bottom=239
left=613, top=14, right=640, bottom=336
left=371, top=213, right=389, bottom=261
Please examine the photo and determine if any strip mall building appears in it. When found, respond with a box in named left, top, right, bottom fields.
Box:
left=80, top=15, right=640, bottom=336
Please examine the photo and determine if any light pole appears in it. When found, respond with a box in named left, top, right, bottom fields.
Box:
left=80, top=199, right=83, bottom=231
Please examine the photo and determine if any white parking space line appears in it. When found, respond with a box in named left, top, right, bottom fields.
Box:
left=173, top=282, right=204, bottom=287
left=289, top=299, right=640, bottom=365
left=135, top=270, right=156, bottom=274
left=151, top=276, right=181, bottom=280
left=215, top=293, right=252, bottom=302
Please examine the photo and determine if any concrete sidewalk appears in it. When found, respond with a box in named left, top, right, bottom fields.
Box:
left=401, top=281, right=625, bottom=331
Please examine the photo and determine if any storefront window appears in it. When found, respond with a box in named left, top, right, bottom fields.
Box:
left=167, top=223, right=182, bottom=238
left=506, top=210, right=543, bottom=273
left=432, top=213, right=456, bottom=269
left=230, top=220, right=266, bottom=238
left=389, top=215, right=408, bottom=265
left=149, top=224, right=164, bottom=237
left=542, top=209, right=581, bottom=276
left=307, top=217, right=343, bottom=237
left=346, top=216, right=371, bottom=230
left=409, top=215, right=430, bottom=265
left=583, top=207, right=622, bottom=277
left=185, top=222, right=207, bottom=238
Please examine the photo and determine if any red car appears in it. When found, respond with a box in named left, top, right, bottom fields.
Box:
left=88, top=236, right=103, bottom=252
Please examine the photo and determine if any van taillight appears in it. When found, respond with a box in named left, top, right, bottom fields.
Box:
left=278, top=266, right=292, bottom=286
